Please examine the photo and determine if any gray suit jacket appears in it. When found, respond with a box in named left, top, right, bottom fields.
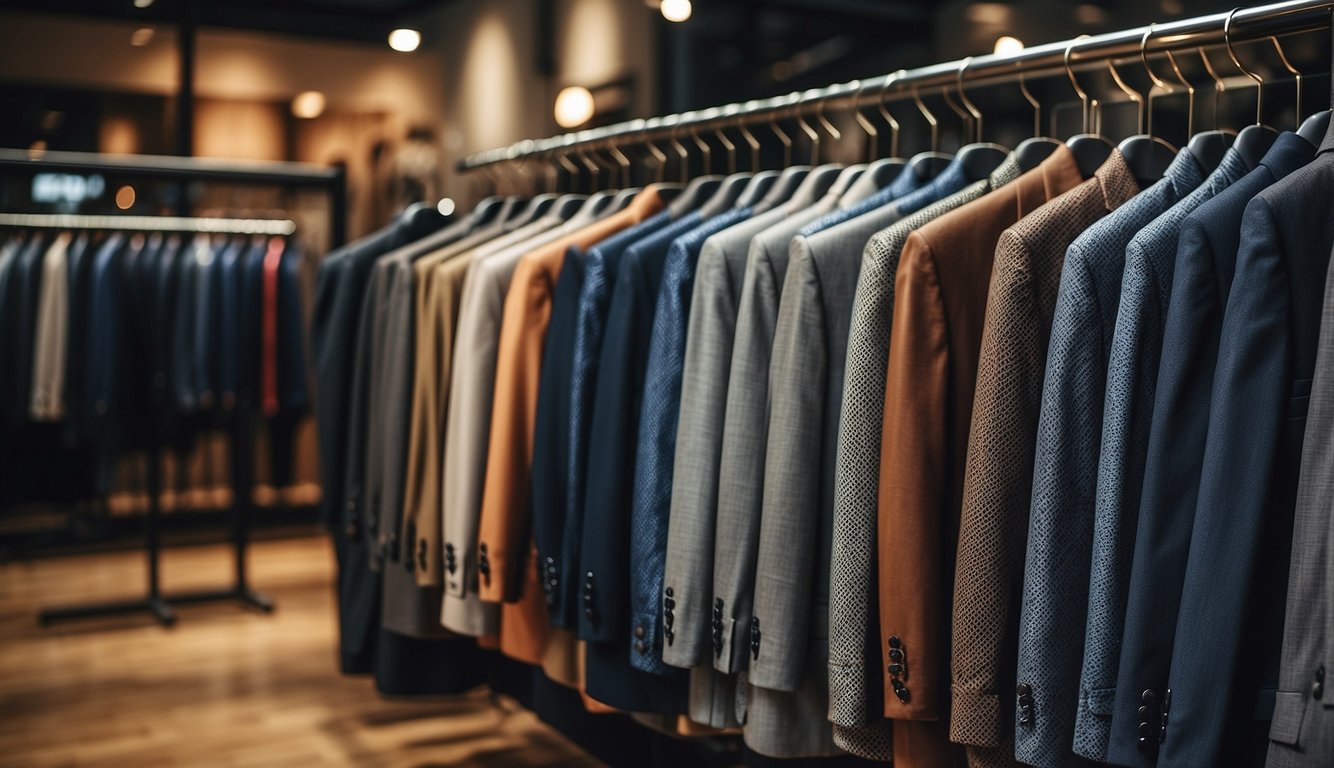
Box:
left=439, top=221, right=571, bottom=635
left=1267, top=242, right=1334, bottom=767
left=711, top=196, right=838, bottom=676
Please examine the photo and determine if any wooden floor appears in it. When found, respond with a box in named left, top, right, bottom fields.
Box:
left=0, top=534, right=604, bottom=768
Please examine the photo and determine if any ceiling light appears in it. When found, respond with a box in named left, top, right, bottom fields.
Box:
left=388, top=28, right=421, bottom=52
left=661, top=0, right=692, bottom=23
left=116, top=185, right=136, bottom=210
left=1076, top=3, right=1108, bottom=26
left=130, top=27, right=154, bottom=47
left=994, top=35, right=1025, bottom=55
left=554, top=86, right=595, bottom=128
left=291, top=91, right=326, bottom=119
left=133, top=0, right=154, bottom=7
left=1160, top=0, right=1184, bottom=13
left=437, top=198, right=456, bottom=216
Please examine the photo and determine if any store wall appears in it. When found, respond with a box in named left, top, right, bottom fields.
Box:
left=433, top=0, right=658, bottom=207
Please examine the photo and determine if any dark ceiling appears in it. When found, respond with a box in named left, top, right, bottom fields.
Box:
left=0, top=0, right=450, bottom=44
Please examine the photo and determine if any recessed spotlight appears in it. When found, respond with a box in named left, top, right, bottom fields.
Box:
left=291, top=91, right=326, bottom=119
left=437, top=198, right=456, bottom=216
left=388, top=28, right=421, bottom=52
left=554, top=86, right=595, bottom=128
left=116, top=185, right=136, bottom=210
left=994, top=35, right=1024, bottom=55
left=130, top=27, right=154, bottom=47
left=661, top=0, right=692, bottom=23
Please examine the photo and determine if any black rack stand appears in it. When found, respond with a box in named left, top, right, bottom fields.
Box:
left=7, top=150, right=347, bottom=628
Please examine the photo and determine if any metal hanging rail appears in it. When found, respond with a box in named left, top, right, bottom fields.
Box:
left=458, top=0, right=1334, bottom=171
left=0, top=213, right=297, bottom=235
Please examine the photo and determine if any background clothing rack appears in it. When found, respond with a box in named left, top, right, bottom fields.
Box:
left=457, top=0, right=1334, bottom=171
left=1, top=213, right=294, bottom=628
left=0, top=150, right=344, bottom=627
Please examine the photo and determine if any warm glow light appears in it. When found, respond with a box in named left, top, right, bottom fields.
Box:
left=291, top=90, right=326, bottom=119
left=130, top=26, right=154, bottom=46
left=115, top=185, right=136, bottom=210
left=661, top=0, right=692, bottom=22
left=28, top=140, right=47, bottom=160
left=388, top=28, right=422, bottom=52
left=133, top=0, right=154, bottom=7
left=554, top=86, right=595, bottom=128
left=994, top=35, right=1025, bottom=55
left=437, top=197, right=457, bottom=216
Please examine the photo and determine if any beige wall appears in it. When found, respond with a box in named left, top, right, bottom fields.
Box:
left=433, top=0, right=658, bottom=207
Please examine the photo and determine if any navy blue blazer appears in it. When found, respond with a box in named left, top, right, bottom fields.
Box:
left=1160, top=124, right=1334, bottom=767
left=580, top=213, right=700, bottom=713
left=1108, top=132, right=1316, bottom=767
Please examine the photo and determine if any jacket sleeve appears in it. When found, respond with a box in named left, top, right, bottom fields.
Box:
left=877, top=235, right=949, bottom=721
left=403, top=272, right=440, bottom=585
left=750, top=239, right=825, bottom=692
left=1009, top=244, right=1103, bottom=764
left=477, top=254, right=556, bottom=603
left=1161, top=196, right=1291, bottom=768
left=710, top=251, right=780, bottom=674
left=663, top=247, right=736, bottom=669
left=1107, top=219, right=1220, bottom=767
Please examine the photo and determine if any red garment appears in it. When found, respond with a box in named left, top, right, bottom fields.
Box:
left=261, top=236, right=284, bottom=417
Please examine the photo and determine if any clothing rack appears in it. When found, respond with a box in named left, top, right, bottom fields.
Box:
left=2, top=213, right=294, bottom=627
left=458, top=0, right=1334, bottom=171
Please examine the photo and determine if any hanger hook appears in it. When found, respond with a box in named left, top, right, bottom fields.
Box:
left=1065, top=35, right=1093, bottom=133
left=668, top=121, right=690, bottom=182
left=1268, top=35, right=1303, bottom=126
left=879, top=71, right=902, bottom=158
left=1198, top=47, right=1226, bottom=130
left=608, top=140, right=632, bottom=189
left=1141, top=26, right=1171, bottom=138
left=1224, top=7, right=1264, bottom=125
left=690, top=125, right=712, bottom=175
left=643, top=130, right=667, bottom=184
left=940, top=78, right=972, bottom=146
left=851, top=80, right=879, bottom=163
left=715, top=119, right=737, bottom=175
left=1018, top=70, right=1041, bottom=138
left=736, top=113, right=762, bottom=171
left=771, top=98, right=794, bottom=169
left=913, top=85, right=939, bottom=153
left=957, top=56, right=984, bottom=143
left=814, top=90, right=842, bottom=159
left=794, top=91, right=821, bottom=164
left=1106, top=58, right=1145, bottom=136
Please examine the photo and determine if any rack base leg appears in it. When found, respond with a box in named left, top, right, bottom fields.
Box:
left=38, top=596, right=177, bottom=627
left=167, top=587, right=275, bottom=613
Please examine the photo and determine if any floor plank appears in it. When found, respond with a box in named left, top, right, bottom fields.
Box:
left=0, top=534, right=604, bottom=767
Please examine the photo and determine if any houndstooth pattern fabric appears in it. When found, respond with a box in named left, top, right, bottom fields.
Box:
left=966, top=151, right=1136, bottom=768
left=828, top=168, right=1013, bottom=761
left=965, top=146, right=1202, bottom=762
left=1073, top=149, right=1245, bottom=761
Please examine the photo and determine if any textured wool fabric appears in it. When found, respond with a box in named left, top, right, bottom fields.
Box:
left=873, top=148, right=1083, bottom=768
left=630, top=207, right=751, bottom=674
left=1107, top=132, right=1316, bottom=768
left=1008, top=150, right=1211, bottom=768
left=1267, top=240, right=1334, bottom=768
left=1073, top=149, right=1247, bottom=761
left=1161, top=125, right=1334, bottom=768
left=958, top=150, right=1137, bottom=768
left=825, top=177, right=988, bottom=761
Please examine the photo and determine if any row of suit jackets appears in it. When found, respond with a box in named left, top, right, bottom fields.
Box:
left=313, top=121, right=1334, bottom=768
left=0, top=228, right=310, bottom=493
